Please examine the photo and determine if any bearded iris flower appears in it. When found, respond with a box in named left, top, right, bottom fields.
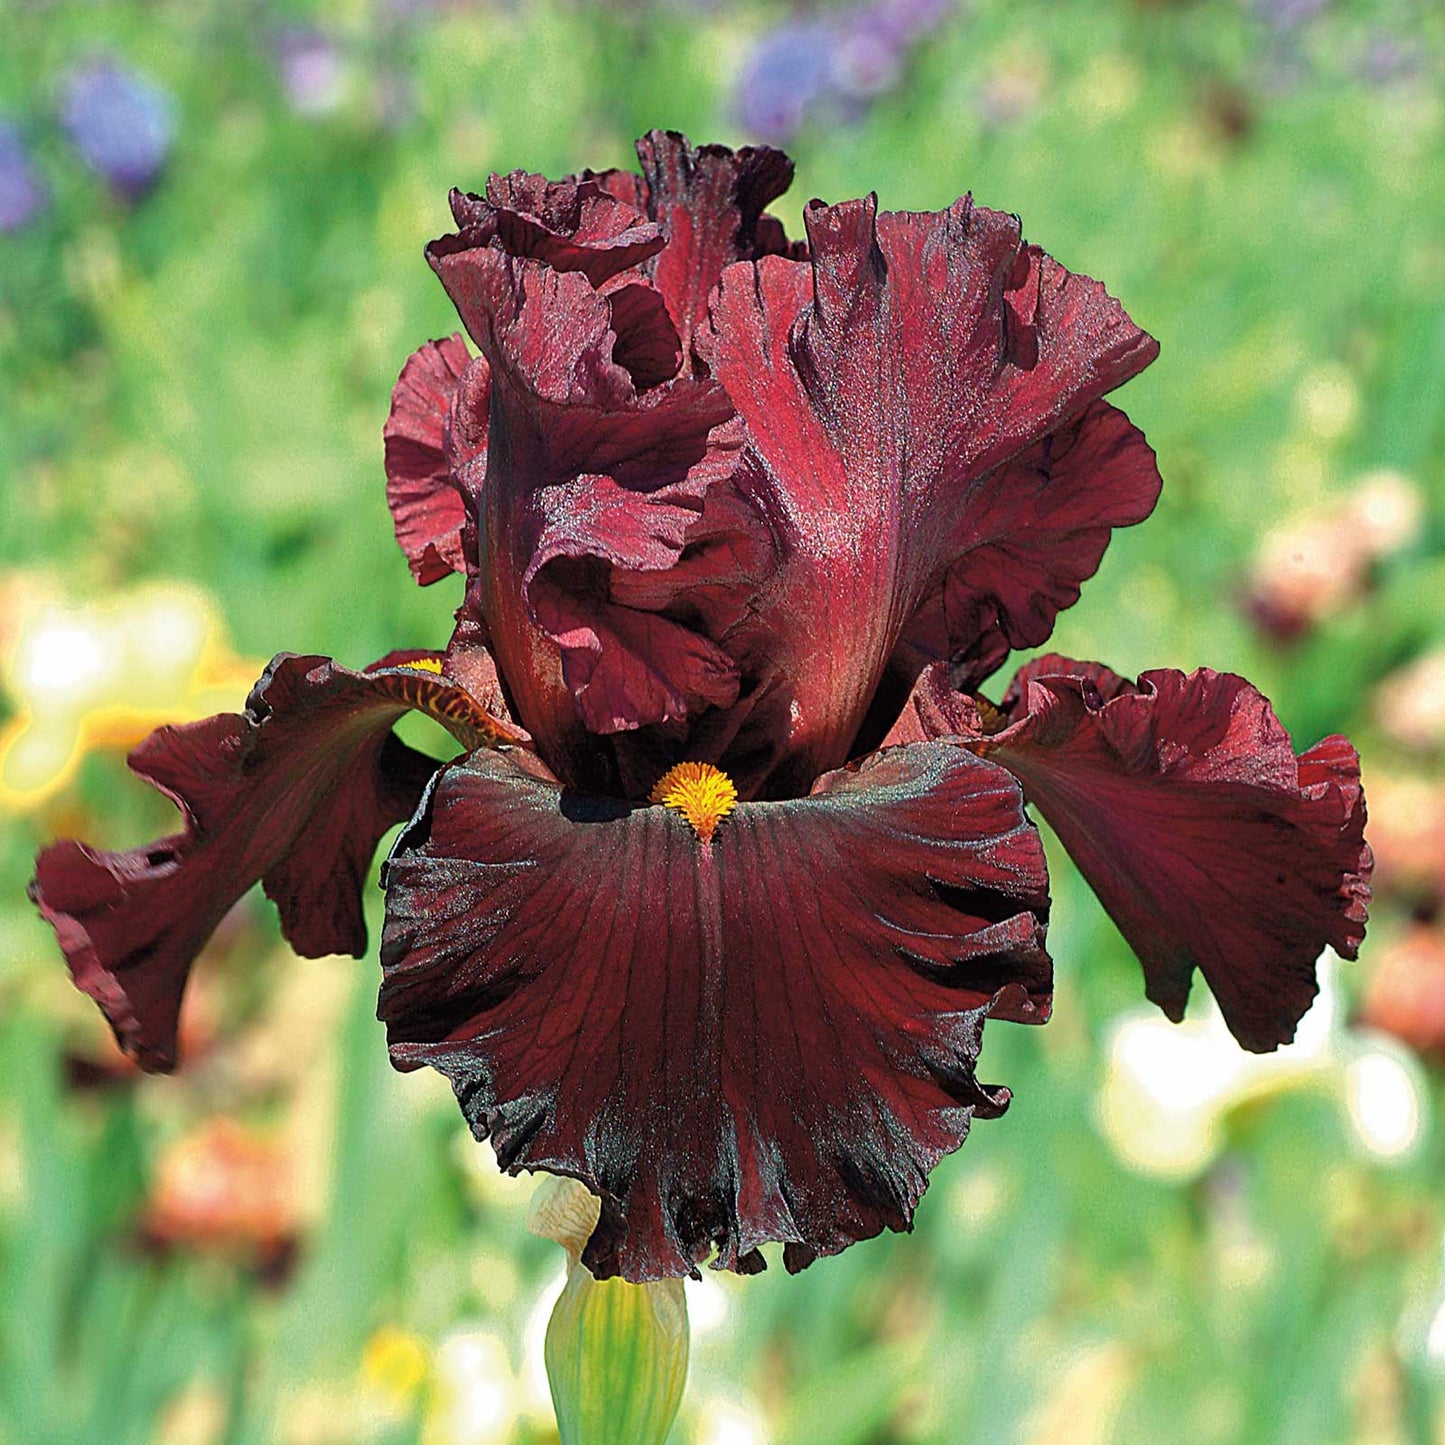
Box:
left=30, top=132, right=1371, bottom=1283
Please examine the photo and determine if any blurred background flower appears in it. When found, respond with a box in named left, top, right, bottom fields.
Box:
left=0, top=577, right=261, bottom=813
left=1244, top=470, right=1422, bottom=643
left=59, top=59, right=176, bottom=197
left=1253, top=0, right=1331, bottom=31
left=142, top=1116, right=300, bottom=1274
left=733, top=20, right=834, bottom=141
left=1376, top=645, right=1445, bottom=754
left=1098, top=955, right=1429, bottom=1181
left=275, top=28, right=353, bottom=119
left=0, top=119, right=47, bottom=233
left=733, top=0, right=956, bottom=141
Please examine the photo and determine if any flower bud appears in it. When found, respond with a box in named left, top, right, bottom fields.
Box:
left=528, top=1177, right=689, bottom=1445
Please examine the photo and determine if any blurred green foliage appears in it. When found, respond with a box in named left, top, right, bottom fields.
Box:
left=2, top=0, right=1444, bottom=1442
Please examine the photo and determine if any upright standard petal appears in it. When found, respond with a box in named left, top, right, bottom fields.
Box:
left=628, top=130, right=798, bottom=361
left=702, top=195, right=1160, bottom=795
left=430, top=171, right=683, bottom=393
left=380, top=742, right=1052, bottom=1282
left=384, top=334, right=480, bottom=585
left=899, top=400, right=1162, bottom=694
left=450, top=171, right=666, bottom=286
left=436, top=246, right=771, bottom=790
left=29, top=653, right=522, bottom=1071
left=896, top=658, right=1371, bottom=1052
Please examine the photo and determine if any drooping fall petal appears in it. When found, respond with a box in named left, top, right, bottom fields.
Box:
left=895, top=657, right=1371, bottom=1052
left=28, top=652, right=520, bottom=1071
left=384, top=334, right=478, bottom=585
left=379, top=742, right=1051, bottom=1281
left=701, top=193, right=1160, bottom=795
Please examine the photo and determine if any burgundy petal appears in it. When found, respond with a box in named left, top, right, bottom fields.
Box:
left=600, top=275, right=684, bottom=391
left=901, top=400, right=1161, bottom=694
left=631, top=130, right=797, bottom=359
left=580, top=166, right=648, bottom=210
left=379, top=742, right=1051, bottom=1281
left=29, top=653, right=522, bottom=1072
left=897, top=657, right=1372, bottom=1052
left=383, top=335, right=477, bottom=585
left=453, top=170, right=665, bottom=286
left=437, top=247, right=768, bottom=787
left=700, top=193, right=1160, bottom=796
left=431, top=173, right=682, bottom=392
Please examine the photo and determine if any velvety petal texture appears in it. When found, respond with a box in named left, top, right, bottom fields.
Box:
left=29, top=653, right=519, bottom=1071
left=430, top=205, right=770, bottom=790
left=625, top=131, right=798, bottom=361
left=896, top=399, right=1162, bottom=695
left=701, top=193, right=1161, bottom=794
left=423, top=135, right=1162, bottom=802
left=420, top=133, right=820, bottom=794
left=896, top=657, right=1371, bottom=1051
left=453, top=170, right=666, bottom=284
left=380, top=742, right=1051, bottom=1281
left=383, top=334, right=477, bottom=585
left=429, top=170, right=682, bottom=394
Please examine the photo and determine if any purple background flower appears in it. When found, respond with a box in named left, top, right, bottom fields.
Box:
left=60, top=60, right=176, bottom=197
left=276, top=28, right=349, bottom=118
left=735, top=0, right=958, bottom=142
left=1252, top=0, right=1331, bottom=31
left=0, top=121, right=47, bottom=233
left=734, top=21, right=835, bottom=142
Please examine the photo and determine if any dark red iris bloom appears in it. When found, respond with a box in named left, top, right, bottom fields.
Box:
left=30, top=133, right=1371, bottom=1282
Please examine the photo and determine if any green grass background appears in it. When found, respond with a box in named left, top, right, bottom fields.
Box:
left=2, top=0, right=1444, bottom=1440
